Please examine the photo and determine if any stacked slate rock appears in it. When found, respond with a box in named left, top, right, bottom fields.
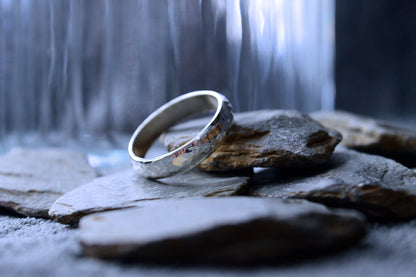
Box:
left=311, top=110, right=416, bottom=167
left=1, top=109, right=416, bottom=266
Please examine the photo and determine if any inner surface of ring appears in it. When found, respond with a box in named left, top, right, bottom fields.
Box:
left=132, top=94, right=219, bottom=159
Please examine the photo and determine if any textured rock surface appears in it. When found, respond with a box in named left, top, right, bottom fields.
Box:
left=49, top=169, right=251, bottom=224
left=251, top=147, right=416, bottom=221
left=4, top=211, right=416, bottom=276
left=78, top=197, right=366, bottom=264
left=4, top=212, right=416, bottom=277
left=311, top=110, right=416, bottom=167
left=162, top=110, right=342, bottom=171
left=0, top=148, right=97, bottom=218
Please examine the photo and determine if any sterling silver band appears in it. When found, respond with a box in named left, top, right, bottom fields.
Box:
left=128, top=90, right=233, bottom=179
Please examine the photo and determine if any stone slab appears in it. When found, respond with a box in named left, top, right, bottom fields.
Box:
left=49, top=168, right=251, bottom=224
left=251, top=147, right=416, bottom=221
left=0, top=148, right=97, bottom=217
left=162, top=110, right=341, bottom=171
left=311, top=110, right=416, bottom=167
left=3, top=212, right=416, bottom=276
left=78, top=197, right=366, bottom=264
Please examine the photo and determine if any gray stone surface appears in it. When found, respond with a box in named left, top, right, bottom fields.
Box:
left=78, top=197, right=366, bottom=264
left=311, top=110, right=416, bottom=167
left=0, top=148, right=97, bottom=218
left=162, top=110, right=341, bottom=171
left=0, top=144, right=414, bottom=276
left=4, top=201, right=416, bottom=276
left=49, top=169, right=251, bottom=224
left=251, top=147, right=416, bottom=221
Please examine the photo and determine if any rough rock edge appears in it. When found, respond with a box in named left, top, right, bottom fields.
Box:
left=49, top=172, right=252, bottom=225
left=251, top=149, right=416, bottom=222
left=164, top=110, right=342, bottom=171
left=311, top=110, right=416, bottom=167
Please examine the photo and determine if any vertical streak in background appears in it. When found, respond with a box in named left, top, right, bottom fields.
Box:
left=68, top=0, right=84, bottom=139
left=23, top=1, right=35, bottom=135
left=321, top=0, right=335, bottom=110
left=10, top=1, right=23, bottom=141
left=166, top=0, right=181, bottom=100
left=41, top=0, right=56, bottom=138
left=226, top=0, right=243, bottom=112
left=102, top=0, right=115, bottom=140
left=0, top=1, right=5, bottom=150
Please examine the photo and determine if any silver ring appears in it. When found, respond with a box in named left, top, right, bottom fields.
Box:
left=128, top=90, right=233, bottom=179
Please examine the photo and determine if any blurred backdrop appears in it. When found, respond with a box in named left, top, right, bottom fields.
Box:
left=0, top=0, right=334, bottom=150
left=0, top=0, right=414, bottom=152
left=336, top=0, right=416, bottom=121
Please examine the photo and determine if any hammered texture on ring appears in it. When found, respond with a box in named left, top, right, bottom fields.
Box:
left=128, top=90, right=233, bottom=179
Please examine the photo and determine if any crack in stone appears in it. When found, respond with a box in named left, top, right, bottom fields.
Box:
left=0, top=171, right=35, bottom=179
left=0, top=188, right=62, bottom=196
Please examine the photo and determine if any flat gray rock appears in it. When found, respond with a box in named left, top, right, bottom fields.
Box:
left=251, top=147, right=416, bottom=221
left=311, top=110, right=416, bottom=167
left=4, top=209, right=416, bottom=276
left=162, top=110, right=341, bottom=171
left=49, top=168, right=251, bottom=224
left=78, top=197, right=366, bottom=264
left=0, top=148, right=97, bottom=218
